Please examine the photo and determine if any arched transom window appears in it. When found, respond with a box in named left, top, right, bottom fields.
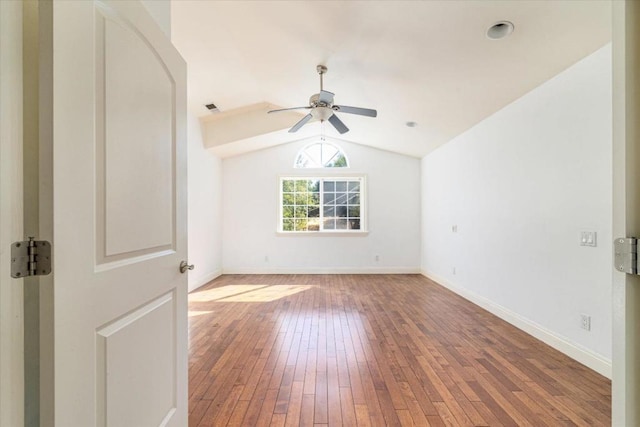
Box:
left=294, top=141, right=348, bottom=168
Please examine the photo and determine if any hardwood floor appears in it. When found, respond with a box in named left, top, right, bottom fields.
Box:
left=188, top=274, right=611, bottom=426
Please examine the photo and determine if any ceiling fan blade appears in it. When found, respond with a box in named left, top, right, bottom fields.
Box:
left=268, top=106, right=311, bottom=114
left=289, top=113, right=313, bottom=133
left=328, top=113, right=349, bottom=134
left=318, top=90, right=334, bottom=105
left=333, top=105, right=377, bottom=117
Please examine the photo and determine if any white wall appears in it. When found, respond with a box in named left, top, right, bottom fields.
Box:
left=421, top=45, right=612, bottom=377
left=222, top=139, right=421, bottom=273
left=187, top=113, right=222, bottom=292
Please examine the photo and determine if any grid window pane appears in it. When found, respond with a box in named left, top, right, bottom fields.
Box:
left=283, top=193, right=294, bottom=205
left=323, top=193, right=335, bottom=204
left=281, top=177, right=363, bottom=232
left=283, top=206, right=294, bottom=218
left=282, top=180, right=294, bottom=192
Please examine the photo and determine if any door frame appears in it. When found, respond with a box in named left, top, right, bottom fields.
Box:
left=2, top=0, right=639, bottom=425
left=0, top=1, right=24, bottom=426
left=612, top=1, right=640, bottom=425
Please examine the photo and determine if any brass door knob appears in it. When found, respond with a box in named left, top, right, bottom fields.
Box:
left=179, top=261, right=194, bottom=274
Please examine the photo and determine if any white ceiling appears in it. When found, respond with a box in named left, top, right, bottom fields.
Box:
left=171, top=0, right=611, bottom=158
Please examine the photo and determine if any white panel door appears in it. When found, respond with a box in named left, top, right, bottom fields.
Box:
left=49, top=1, right=187, bottom=425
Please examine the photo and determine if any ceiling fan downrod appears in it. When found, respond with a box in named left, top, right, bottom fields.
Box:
left=317, top=64, right=327, bottom=92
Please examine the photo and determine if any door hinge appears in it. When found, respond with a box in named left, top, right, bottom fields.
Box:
left=10, top=237, right=52, bottom=278
left=615, top=237, right=638, bottom=275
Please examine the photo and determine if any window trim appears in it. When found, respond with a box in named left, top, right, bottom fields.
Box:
left=277, top=174, right=368, bottom=234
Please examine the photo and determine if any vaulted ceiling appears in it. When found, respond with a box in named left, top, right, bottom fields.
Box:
left=171, top=1, right=611, bottom=158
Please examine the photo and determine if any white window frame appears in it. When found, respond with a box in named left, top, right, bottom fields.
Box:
left=277, top=175, right=367, bottom=235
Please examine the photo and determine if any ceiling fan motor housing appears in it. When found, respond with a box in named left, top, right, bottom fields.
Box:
left=309, top=93, right=331, bottom=107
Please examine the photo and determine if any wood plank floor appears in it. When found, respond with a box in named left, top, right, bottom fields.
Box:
left=188, top=274, right=611, bottom=426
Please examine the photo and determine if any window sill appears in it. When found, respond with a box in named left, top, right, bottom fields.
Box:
left=276, top=231, right=369, bottom=237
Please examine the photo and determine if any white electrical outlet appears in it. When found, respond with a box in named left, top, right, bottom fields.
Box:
left=580, top=314, right=591, bottom=331
left=264, top=255, right=269, bottom=262
left=452, top=267, right=456, bottom=275
left=452, top=225, right=458, bottom=233
left=375, top=255, right=379, bottom=262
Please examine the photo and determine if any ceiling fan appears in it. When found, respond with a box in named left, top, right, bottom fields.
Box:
left=267, top=65, right=377, bottom=134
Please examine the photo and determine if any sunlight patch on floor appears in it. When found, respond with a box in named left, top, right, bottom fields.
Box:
left=189, top=284, right=312, bottom=303
left=189, top=284, right=269, bottom=302
left=187, top=310, right=214, bottom=318
left=218, top=284, right=313, bottom=302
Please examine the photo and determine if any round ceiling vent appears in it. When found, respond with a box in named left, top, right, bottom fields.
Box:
left=487, top=21, right=514, bottom=40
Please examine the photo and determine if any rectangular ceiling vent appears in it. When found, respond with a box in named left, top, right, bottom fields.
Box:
left=205, top=103, right=219, bottom=113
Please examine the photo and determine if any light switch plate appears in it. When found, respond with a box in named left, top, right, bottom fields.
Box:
left=580, top=231, right=597, bottom=247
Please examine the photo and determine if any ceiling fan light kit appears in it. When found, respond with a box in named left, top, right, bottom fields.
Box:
left=268, top=64, right=377, bottom=134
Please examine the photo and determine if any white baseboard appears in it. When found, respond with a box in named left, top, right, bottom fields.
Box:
left=222, top=266, right=421, bottom=275
left=421, top=270, right=612, bottom=379
left=188, top=268, right=222, bottom=293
